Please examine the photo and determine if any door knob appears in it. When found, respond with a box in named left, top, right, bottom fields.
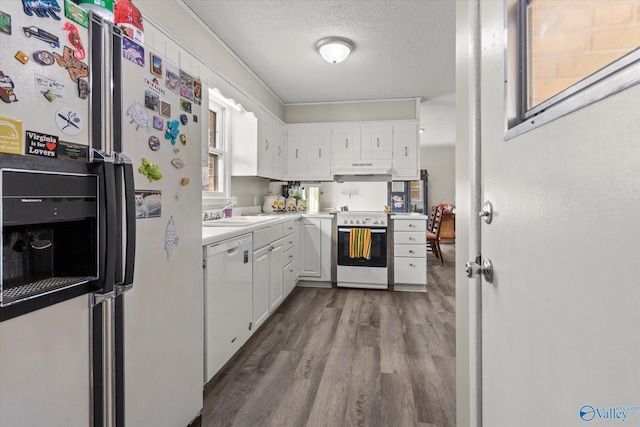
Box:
left=479, top=201, right=493, bottom=224
left=465, top=257, right=494, bottom=283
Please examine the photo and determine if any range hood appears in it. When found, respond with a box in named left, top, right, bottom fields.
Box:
left=333, top=160, right=393, bottom=182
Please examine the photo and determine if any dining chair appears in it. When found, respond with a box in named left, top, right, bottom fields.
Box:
left=427, top=206, right=444, bottom=263
left=427, top=205, right=437, bottom=232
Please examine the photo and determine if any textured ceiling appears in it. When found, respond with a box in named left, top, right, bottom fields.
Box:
left=181, top=0, right=457, bottom=145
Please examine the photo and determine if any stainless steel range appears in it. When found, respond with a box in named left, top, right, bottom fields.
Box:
left=336, top=211, right=388, bottom=290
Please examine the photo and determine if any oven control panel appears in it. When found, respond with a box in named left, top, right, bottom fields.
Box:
left=337, top=212, right=388, bottom=227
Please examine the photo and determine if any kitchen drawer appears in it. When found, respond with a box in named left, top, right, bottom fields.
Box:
left=283, top=258, right=298, bottom=296
left=394, top=244, right=426, bottom=258
left=394, top=219, right=426, bottom=232
left=394, top=257, right=427, bottom=285
left=282, top=246, right=295, bottom=267
left=282, top=233, right=296, bottom=252
left=283, top=219, right=297, bottom=236
left=394, top=231, right=426, bottom=245
left=253, top=227, right=272, bottom=250
left=269, top=223, right=284, bottom=242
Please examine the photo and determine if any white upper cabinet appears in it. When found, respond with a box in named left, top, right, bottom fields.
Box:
left=392, top=123, right=420, bottom=180
left=271, top=120, right=285, bottom=179
left=307, top=127, right=332, bottom=180
left=286, top=127, right=309, bottom=181
left=361, top=124, right=393, bottom=160
left=331, top=126, right=361, bottom=160
left=286, top=127, right=332, bottom=181
left=257, top=113, right=273, bottom=177
left=232, top=108, right=285, bottom=180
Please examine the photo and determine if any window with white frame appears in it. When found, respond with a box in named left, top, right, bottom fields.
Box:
left=505, top=0, right=640, bottom=138
left=202, top=97, right=227, bottom=196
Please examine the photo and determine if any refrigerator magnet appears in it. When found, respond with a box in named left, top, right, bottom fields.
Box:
left=22, top=0, right=62, bottom=20
left=148, top=136, right=160, bottom=151
left=53, top=46, right=88, bottom=81
left=15, top=51, right=29, bottom=64
left=193, top=115, right=198, bottom=123
left=55, top=106, right=82, bottom=135
left=77, top=78, right=89, bottom=99
left=165, top=120, right=179, bottom=144
left=126, top=101, right=149, bottom=131
left=43, top=89, right=56, bottom=102
left=153, top=116, right=164, bottom=130
left=22, top=26, right=60, bottom=48
left=139, top=158, right=163, bottom=182
left=122, top=37, right=144, bottom=67
left=180, top=114, right=188, bottom=125
left=0, top=72, right=19, bottom=103
left=64, top=1, right=89, bottom=28
left=0, top=11, right=12, bottom=35
left=33, top=51, right=55, bottom=66
left=180, top=177, right=190, bottom=185
left=62, top=22, right=85, bottom=60
left=171, top=158, right=184, bottom=169
left=179, top=134, right=186, bottom=145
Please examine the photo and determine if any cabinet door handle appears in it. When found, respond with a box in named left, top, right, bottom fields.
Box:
left=409, top=224, right=415, bottom=228
left=295, top=148, right=298, bottom=159
left=409, top=250, right=414, bottom=253
left=377, top=137, right=380, bottom=148
left=265, top=139, right=269, bottom=150
left=278, top=147, right=281, bottom=155
left=345, top=138, right=348, bottom=149
left=405, top=146, right=408, bottom=156
left=319, top=148, right=322, bottom=158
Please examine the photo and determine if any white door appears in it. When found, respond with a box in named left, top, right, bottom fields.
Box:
left=473, top=1, right=640, bottom=426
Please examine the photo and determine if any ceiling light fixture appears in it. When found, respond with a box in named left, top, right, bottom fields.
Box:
left=316, top=37, right=355, bottom=64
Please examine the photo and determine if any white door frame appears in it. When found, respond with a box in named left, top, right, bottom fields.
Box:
left=455, top=1, right=482, bottom=426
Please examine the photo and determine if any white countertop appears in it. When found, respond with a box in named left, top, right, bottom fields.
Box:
left=202, top=212, right=334, bottom=246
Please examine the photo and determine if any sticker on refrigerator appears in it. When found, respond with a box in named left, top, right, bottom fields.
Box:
left=15, top=51, right=29, bottom=64
left=165, top=68, right=179, bottom=95
left=135, top=190, right=161, bottom=219
left=0, top=10, right=12, bottom=35
left=22, top=0, right=62, bottom=21
left=21, top=26, right=60, bottom=47
left=144, top=90, right=159, bottom=112
left=194, top=78, right=202, bottom=105
left=77, top=78, right=89, bottom=99
left=164, top=215, right=179, bottom=260
left=25, top=130, right=57, bottom=158
left=126, top=101, right=149, bottom=131
left=0, top=116, right=22, bottom=154
left=150, top=53, right=162, bottom=77
left=55, top=106, right=82, bottom=135
left=58, top=139, right=88, bottom=161
left=179, top=69, right=194, bottom=101
left=148, top=135, right=160, bottom=151
left=143, top=76, right=165, bottom=96
left=180, top=99, right=191, bottom=113
left=64, top=0, right=88, bottom=28
left=122, top=37, right=144, bottom=67
left=35, top=74, right=65, bottom=101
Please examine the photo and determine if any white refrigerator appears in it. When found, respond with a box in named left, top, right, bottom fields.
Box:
left=0, top=1, right=203, bottom=425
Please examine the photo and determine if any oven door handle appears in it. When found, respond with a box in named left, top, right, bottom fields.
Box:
left=338, top=227, right=387, bottom=233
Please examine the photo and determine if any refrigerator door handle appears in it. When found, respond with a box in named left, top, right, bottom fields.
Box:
left=115, top=153, right=136, bottom=289
left=91, top=149, right=117, bottom=297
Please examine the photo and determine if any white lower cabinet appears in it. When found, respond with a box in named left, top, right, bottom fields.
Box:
left=393, top=217, right=427, bottom=292
left=282, top=219, right=299, bottom=297
left=252, top=222, right=284, bottom=331
left=299, top=217, right=332, bottom=283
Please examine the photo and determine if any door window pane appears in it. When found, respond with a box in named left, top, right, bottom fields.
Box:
left=527, top=0, right=640, bottom=109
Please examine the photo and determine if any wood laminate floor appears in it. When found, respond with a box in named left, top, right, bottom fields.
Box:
left=202, top=245, right=456, bottom=427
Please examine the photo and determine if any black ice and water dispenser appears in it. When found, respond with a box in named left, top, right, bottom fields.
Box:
left=1, top=168, right=100, bottom=318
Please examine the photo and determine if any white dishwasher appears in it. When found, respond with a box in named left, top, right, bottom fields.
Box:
left=203, top=233, right=253, bottom=384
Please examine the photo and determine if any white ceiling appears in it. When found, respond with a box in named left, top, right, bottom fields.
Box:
left=181, top=0, right=456, bottom=146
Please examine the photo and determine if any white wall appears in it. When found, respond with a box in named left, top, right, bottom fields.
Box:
left=317, top=181, right=388, bottom=211
left=231, top=176, right=270, bottom=207
left=421, top=146, right=456, bottom=210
